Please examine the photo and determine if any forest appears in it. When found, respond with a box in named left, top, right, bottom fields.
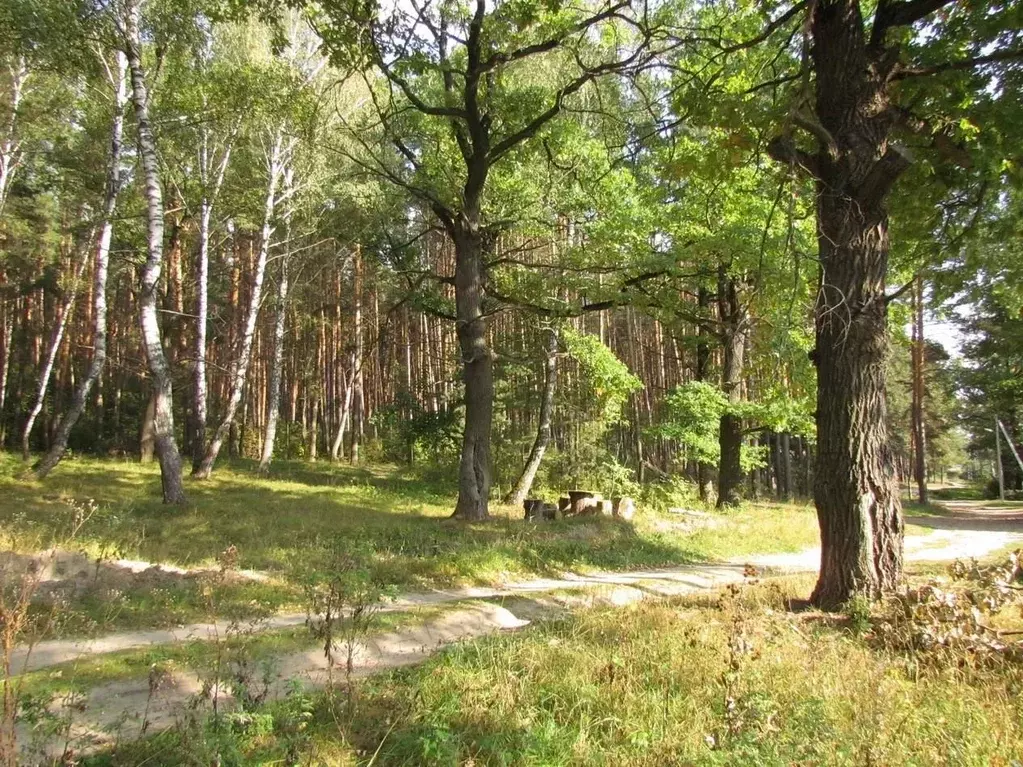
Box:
left=1, top=0, right=1023, bottom=763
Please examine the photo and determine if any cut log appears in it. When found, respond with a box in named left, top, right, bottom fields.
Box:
left=613, top=497, right=636, bottom=521
left=568, top=490, right=601, bottom=516
left=523, top=498, right=544, bottom=521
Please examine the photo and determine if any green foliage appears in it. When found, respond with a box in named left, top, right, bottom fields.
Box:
left=561, top=327, right=643, bottom=426
left=372, top=392, right=463, bottom=465
left=658, top=381, right=813, bottom=472
left=660, top=381, right=728, bottom=465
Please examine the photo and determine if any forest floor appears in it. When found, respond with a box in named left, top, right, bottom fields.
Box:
left=5, top=459, right=1022, bottom=764
left=0, top=453, right=831, bottom=636
left=8, top=488, right=1023, bottom=763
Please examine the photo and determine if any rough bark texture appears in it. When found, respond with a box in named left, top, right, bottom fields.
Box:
left=125, top=2, right=186, bottom=503
left=716, top=270, right=747, bottom=508
left=34, top=53, right=128, bottom=479
left=806, top=0, right=904, bottom=608
left=452, top=223, right=493, bottom=520
left=504, top=328, right=559, bottom=506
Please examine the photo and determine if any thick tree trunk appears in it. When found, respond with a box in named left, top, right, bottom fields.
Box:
left=452, top=225, right=493, bottom=520
left=35, top=53, right=128, bottom=479
left=716, top=270, right=747, bottom=508
left=804, top=0, right=904, bottom=608
left=124, top=2, right=186, bottom=503
left=504, top=327, right=559, bottom=506
left=194, top=130, right=288, bottom=479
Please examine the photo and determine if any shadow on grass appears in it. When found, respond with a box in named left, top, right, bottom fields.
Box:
left=1, top=455, right=703, bottom=596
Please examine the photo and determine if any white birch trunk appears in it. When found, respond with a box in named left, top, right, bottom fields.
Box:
left=21, top=243, right=91, bottom=459
left=0, top=57, right=28, bottom=219
left=34, top=53, right=129, bottom=478
left=191, top=119, right=236, bottom=470
left=124, top=0, right=186, bottom=503
left=195, top=128, right=290, bottom=478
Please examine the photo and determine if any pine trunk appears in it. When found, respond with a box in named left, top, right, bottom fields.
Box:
left=912, top=275, right=928, bottom=504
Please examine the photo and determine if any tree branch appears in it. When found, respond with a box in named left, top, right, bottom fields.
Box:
left=766, top=135, right=820, bottom=178
left=892, top=47, right=1023, bottom=80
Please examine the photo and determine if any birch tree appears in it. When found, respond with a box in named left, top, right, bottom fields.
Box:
left=120, top=0, right=187, bottom=503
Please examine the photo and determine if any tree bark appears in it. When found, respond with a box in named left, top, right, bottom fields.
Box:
left=351, top=243, right=365, bottom=463
left=0, top=57, right=28, bottom=219
left=504, top=327, right=559, bottom=506
left=194, top=129, right=289, bottom=478
left=805, top=0, right=904, bottom=607
left=192, top=122, right=235, bottom=472
left=695, top=286, right=715, bottom=502
left=716, top=269, right=747, bottom=508
left=452, top=223, right=493, bottom=520
left=124, top=1, right=186, bottom=503
left=34, top=52, right=128, bottom=479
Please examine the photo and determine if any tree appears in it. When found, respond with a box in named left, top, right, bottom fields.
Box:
left=756, top=0, right=1023, bottom=606
left=121, top=0, right=187, bottom=503
left=308, top=0, right=651, bottom=519
left=32, top=51, right=129, bottom=477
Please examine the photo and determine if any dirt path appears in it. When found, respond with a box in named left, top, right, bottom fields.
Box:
left=15, top=519, right=1022, bottom=676
left=745, top=524, right=1022, bottom=571
left=13, top=564, right=749, bottom=674
left=12, top=520, right=1022, bottom=759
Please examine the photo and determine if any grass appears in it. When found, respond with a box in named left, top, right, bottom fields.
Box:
left=1, top=454, right=823, bottom=635
left=89, top=570, right=1023, bottom=766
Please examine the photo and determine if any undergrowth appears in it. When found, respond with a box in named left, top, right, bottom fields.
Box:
left=87, top=554, right=1023, bottom=766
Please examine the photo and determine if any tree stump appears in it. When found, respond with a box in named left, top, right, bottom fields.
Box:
left=613, top=496, right=636, bottom=521
left=568, top=490, right=601, bottom=516
left=558, top=497, right=571, bottom=517
left=523, top=498, right=544, bottom=521
left=598, top=499, right=614, bottom=517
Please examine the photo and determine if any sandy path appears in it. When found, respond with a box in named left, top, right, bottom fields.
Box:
left=12, top=518, right=1022, bottom=759
left=743, top=525, right=1023, bottom=571
left=12, top=564, right=748, bottom=674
